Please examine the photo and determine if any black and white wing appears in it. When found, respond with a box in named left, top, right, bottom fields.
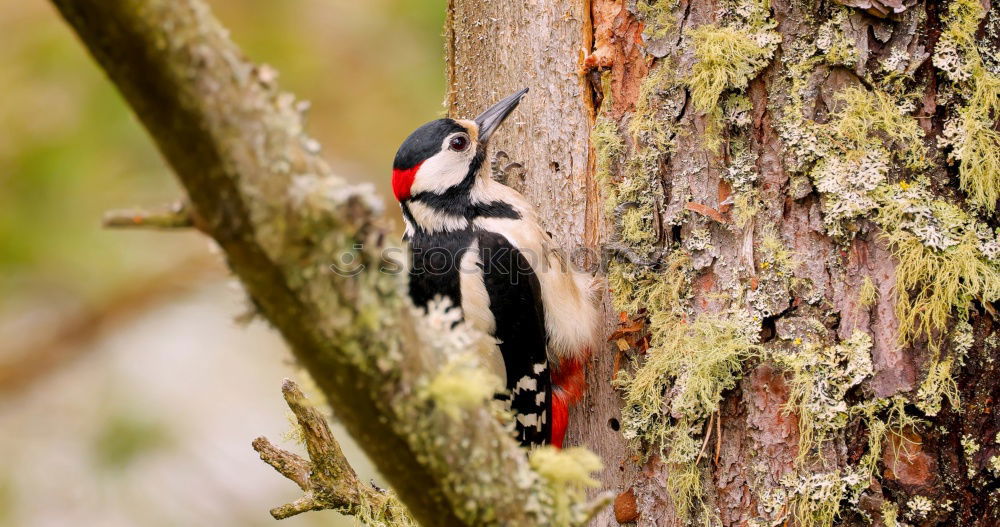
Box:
left=477, top=230, right=551, bottom=446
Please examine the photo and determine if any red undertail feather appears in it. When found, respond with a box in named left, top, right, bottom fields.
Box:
left=550, top=353, right=588, bottom=448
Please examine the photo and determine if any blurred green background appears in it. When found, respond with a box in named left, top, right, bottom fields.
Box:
left=0, top=1, right=445, bottom=525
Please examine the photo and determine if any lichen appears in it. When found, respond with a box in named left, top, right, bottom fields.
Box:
left=776, top=329, right=874, bottom=462
left=881, top=501, right=900, bottom=527
left=615, top=310, right=761, bottom=521
left=747, top=226, right=797, bottom=316
left=859, top=276, right=878, bottom=308
left=915, top=356, right=960, bottom=416
left=989, top=455, right=1000, bottom=477
left=906, top=495, right=934, bottom=520
left=529, top=447, right=604, bottom=527
left=616, top=313, right=761, bottom=449
left=607, top=251, right=691, bottom=320
left=784, top=470, right=853, bottom=527
left=685, top=22, right=780, bottom=150
left=934, top=0, right=1000, bottom=211
left=883, top=224, right=1000, bottom=350
left=636, top=0, right=679, bottom=43
left=815, top=7, right=858, bottom=67
left=962, top=434, right=981, bottom=478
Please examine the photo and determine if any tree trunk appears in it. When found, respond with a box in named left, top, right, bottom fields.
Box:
left=449, top=0, right=1000, bottom=525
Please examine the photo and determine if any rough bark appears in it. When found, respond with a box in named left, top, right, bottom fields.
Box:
left=48, top=1, right=607, bottom=526
left=449, top=0, right=1000, bottom=526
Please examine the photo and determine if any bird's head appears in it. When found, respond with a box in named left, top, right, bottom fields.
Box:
left=391, top=88, right=527, bottom=202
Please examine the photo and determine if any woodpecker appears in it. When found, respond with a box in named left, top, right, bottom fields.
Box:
left=392, top=89, right=600, bottom=447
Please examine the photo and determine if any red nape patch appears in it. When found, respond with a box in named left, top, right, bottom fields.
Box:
left=392, top=162, right=422, bottom=201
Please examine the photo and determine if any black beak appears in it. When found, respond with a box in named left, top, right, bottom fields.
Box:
left=474, top=87, right=528, bottom=143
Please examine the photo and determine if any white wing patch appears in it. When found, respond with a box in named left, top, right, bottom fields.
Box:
left=457, top=240, right=505, bottom=386
left=517, top=412, right=546, bottom=431
left=471, top=178, right=601, bottom=363
left=514, top=375, right=538, bottom=393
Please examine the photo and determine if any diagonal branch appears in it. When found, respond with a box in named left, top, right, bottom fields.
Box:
left=46, top=1, right=605, bottom=525
left=253, top=380, right=415, bottom=524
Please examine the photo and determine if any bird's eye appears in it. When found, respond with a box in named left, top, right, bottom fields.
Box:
left=449, top=135, right=469, bottom=152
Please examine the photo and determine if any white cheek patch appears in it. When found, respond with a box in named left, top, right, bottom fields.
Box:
left=409, top=149, right=474, bottom=196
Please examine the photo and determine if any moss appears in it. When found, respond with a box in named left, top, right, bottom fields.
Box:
left=529, top=447, right=604, bottom=527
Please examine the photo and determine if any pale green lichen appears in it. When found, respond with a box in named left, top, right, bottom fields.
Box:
left=784, top=470, right=856, bottom=527
left=906, top=495, right=934, bottom=520
left=747, top=226, right=797, bottom=318
left=815, top=7, right=858, bottom=67
left=774, top=392, right=919, bottom=527
left=916, top=357, right=960, bottom=416
left=424, top=361, right=503, bottom=419
left=962, top=434, right=981, bottom=478
left=616, top=313, right=761, bottom=450
left=989, top=455, right=1000, bottom=477
left=615, top=310, right=761, bottom=521
left=595, top=66, right=677, bottom=253
left=607, top=251, right=691, bottom=319
left=529, top=447, right=604, bottom=527
left=684, top=0, right=780, bottom=152
left=881, top=501, right=900, bottom=527
left=934, top=0, right=1000, bottom=211
left=686, top=23, right=779, bottom=150
left=353, top=494, right=419, bottom=527
left=883, top=225, right=1000, bottom=350
left=776, top=329, right=874, bottom=462
left=810, top=86, right=928, bottom=239
left=859, top=276, right=878, bottom=308
left=415, top=298, right=504, bottom=418
left=636, top=0, right=679, bottom=43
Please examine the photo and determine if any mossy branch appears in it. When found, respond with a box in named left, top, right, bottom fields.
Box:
left=47, top=1, right=605, bottom=525
left=253, top=380, right=416, bottom=524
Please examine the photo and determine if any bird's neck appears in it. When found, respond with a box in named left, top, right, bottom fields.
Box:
left=403, top=177, right=522, bottom=237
